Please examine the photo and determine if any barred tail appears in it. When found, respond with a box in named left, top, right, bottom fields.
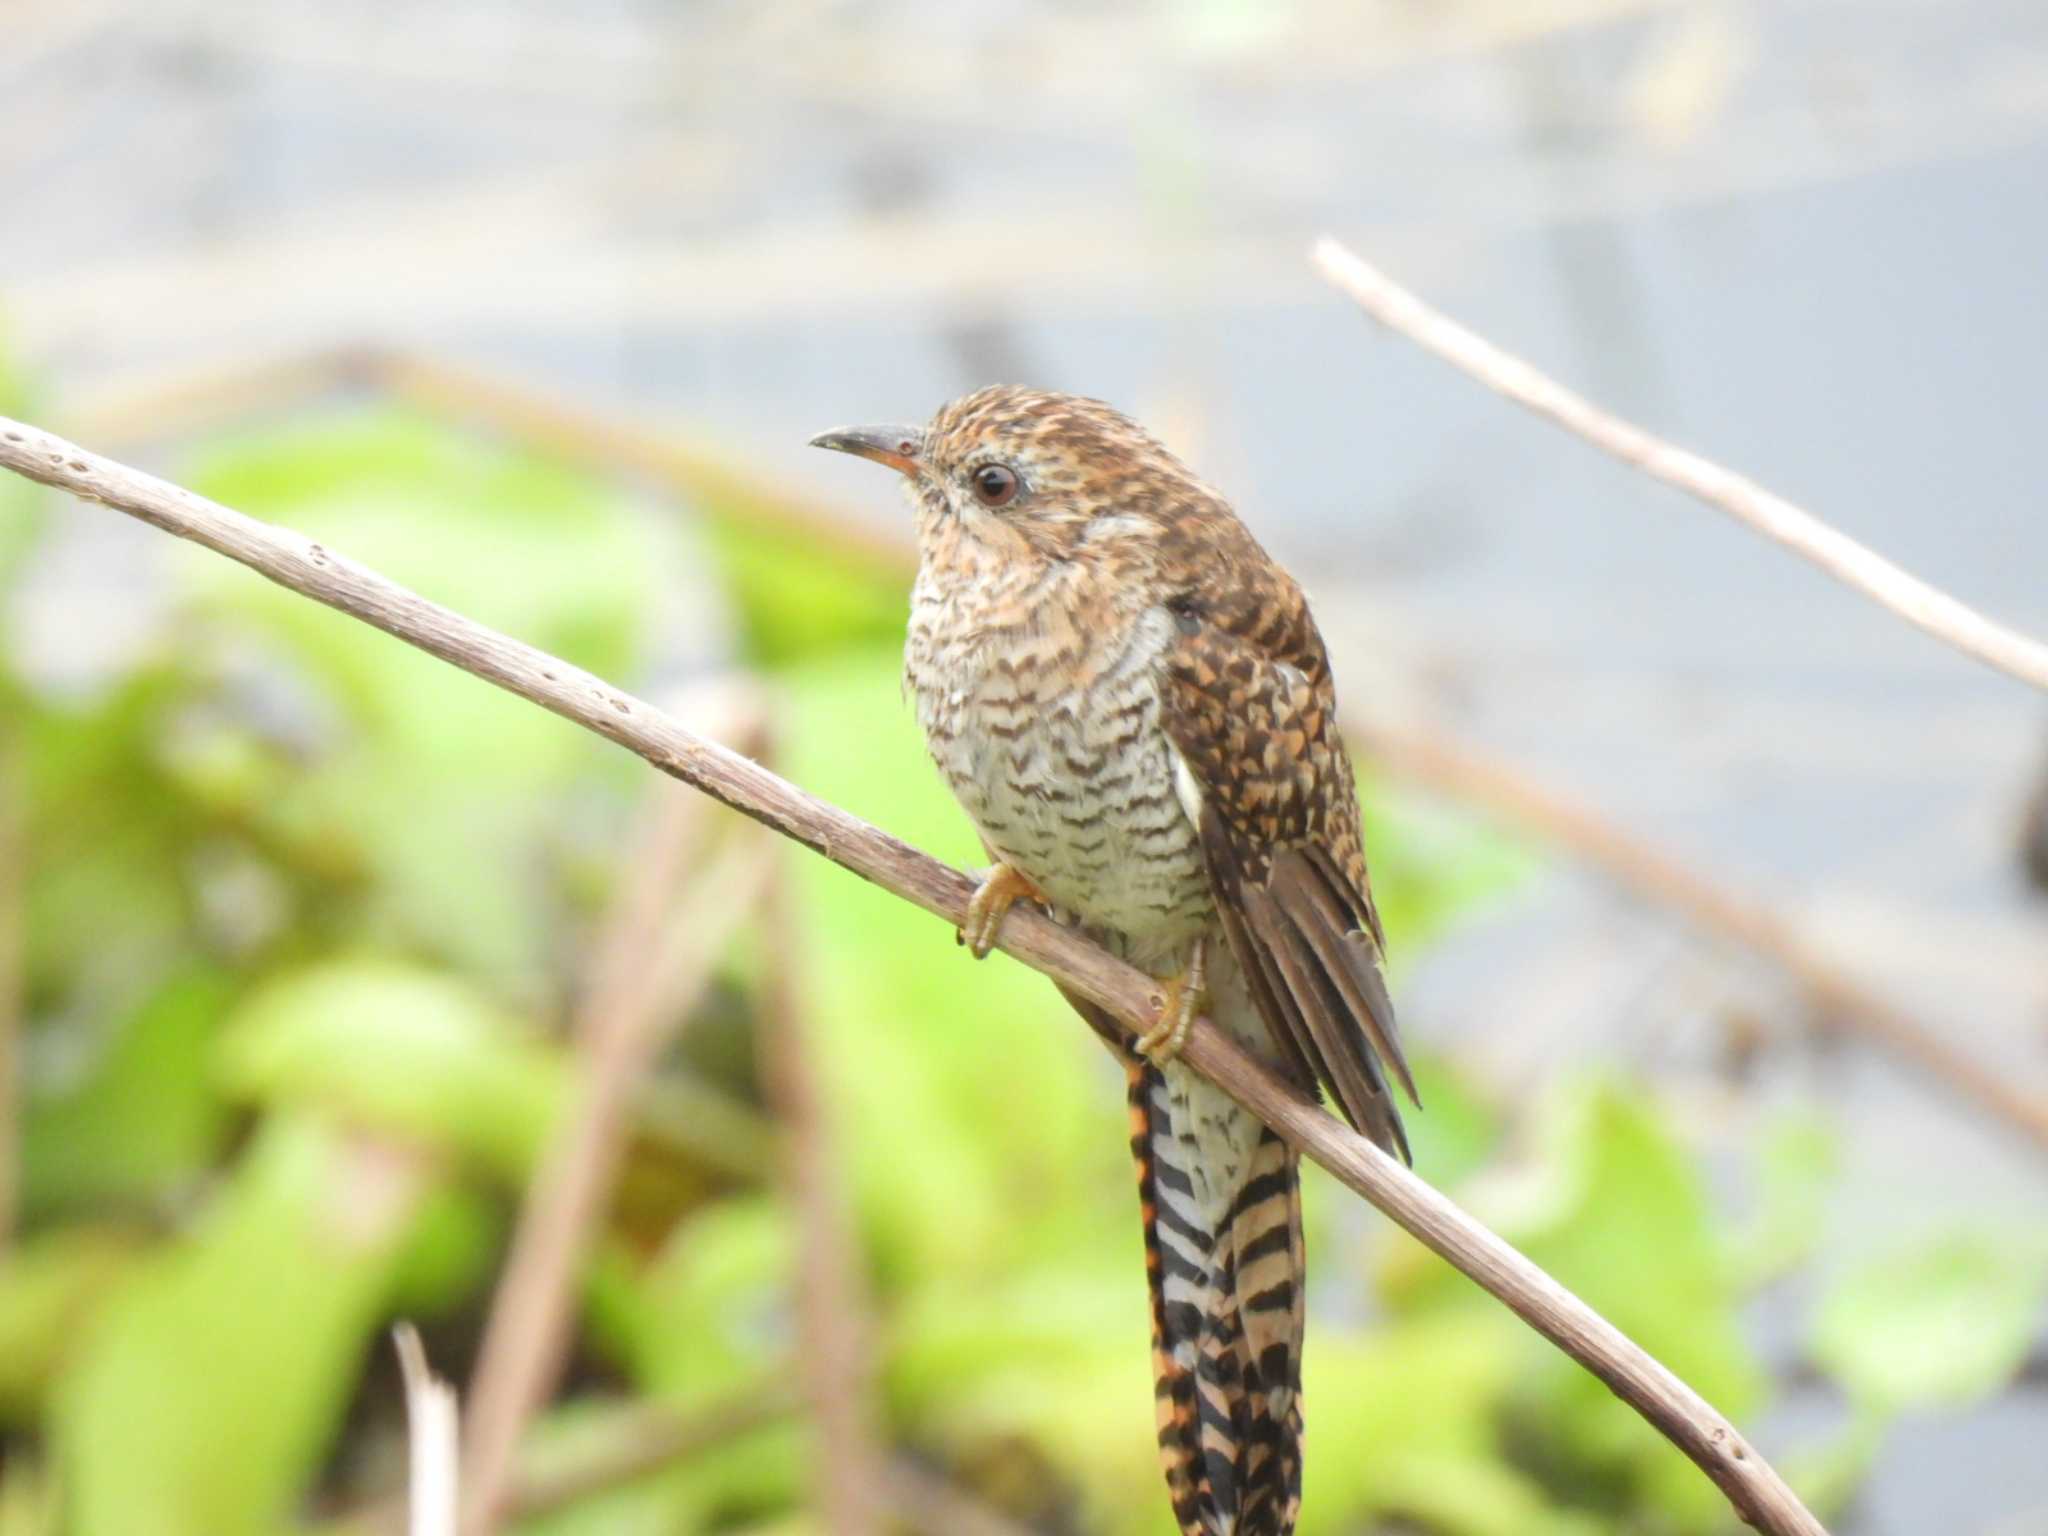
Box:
left=1128, top=1059, right=1305, bottom=1536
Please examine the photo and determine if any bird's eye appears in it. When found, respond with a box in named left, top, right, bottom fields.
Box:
left=970, top=463, right=1020, bottom=507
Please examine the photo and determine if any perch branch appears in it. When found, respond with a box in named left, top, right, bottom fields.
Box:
left=1313, top=237, right=2048, bottom=693
left=0, top=415, right=1827, bottom=1536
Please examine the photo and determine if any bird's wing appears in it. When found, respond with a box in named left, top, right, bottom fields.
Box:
left=1155, top=568, right=1417, bottom=1162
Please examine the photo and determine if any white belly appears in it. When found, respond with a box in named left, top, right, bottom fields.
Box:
left=910, top=605, right=1212, bottom=953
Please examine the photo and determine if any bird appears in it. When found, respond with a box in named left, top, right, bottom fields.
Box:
left=811, top=387, right=1417, bottom=1536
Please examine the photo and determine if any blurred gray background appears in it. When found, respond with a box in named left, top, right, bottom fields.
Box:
left=5, top=2, right=2045, bottom=1530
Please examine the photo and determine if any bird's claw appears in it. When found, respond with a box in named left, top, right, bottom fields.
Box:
left=959, top=862, right=1048, bottom=959
left=1135, top=938, right=1207, bottom=1066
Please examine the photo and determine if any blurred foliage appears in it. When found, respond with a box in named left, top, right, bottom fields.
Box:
left=0, top=382, right=2040, bottom=1536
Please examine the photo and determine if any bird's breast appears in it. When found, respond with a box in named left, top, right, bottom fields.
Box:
left=907, top=579, right=1212, bottom=953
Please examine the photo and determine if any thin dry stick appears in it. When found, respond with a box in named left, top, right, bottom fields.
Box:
left=461, top=820, right=779, bottom=1536
left=393, top=1325, right=460, bottom=1536
left=1353, top=720, right=2048, bottom=1152
left=759, top=863, right=887, bottom=1536
left=1313, top=237, right=2048, bottom=694
left=0, top=416, right=1826, bottom=1536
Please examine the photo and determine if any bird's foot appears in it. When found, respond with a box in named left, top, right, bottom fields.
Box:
left=1135, top=938, right=1207, bottom=1066
left=959, top=861, right=1048, bottom=959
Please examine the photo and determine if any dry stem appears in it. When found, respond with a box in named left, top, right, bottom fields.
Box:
left=0, top=416, right=1826, bottom=1536
left=1313, top=237, right=2048, bottom=693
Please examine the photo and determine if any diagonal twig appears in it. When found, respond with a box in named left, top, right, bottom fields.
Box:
left=0, top=415, right=1827, bottom=1536
left=1313, top=236, right=2048, bottom=693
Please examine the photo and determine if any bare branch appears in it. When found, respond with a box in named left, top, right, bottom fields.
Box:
left=1313, top=237, right=2048, bottom=693
left=1353, top=719, right=2048, bottom=1153
left=0, top=416, right=1827, bottom=1536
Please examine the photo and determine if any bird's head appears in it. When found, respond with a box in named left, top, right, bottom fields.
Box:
left=810, top=386, right=1227, bottom=566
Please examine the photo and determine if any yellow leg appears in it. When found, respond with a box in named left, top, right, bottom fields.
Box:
left=959, top=861, right=1048, bottom=959
left=1134, top=937, right=1207, bottom=1066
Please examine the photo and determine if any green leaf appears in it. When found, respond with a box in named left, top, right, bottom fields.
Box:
left=1393, top=1056, right=1504, bottom=1193
left=590, top=1199, right=804, bottom=1523
left=889, top=1267, right=1161, bottom=1535
left=699, top=510, right=907, bottom=667
left=1303, top=1314, right=1589, bottom=1536
left=0, top=1227, right=148, bottom=1424
left=1357, top=770, right=1538, bottom=959
left=504, top=1398, right=708, bottom=1536
left=1812, top=1230, right=2048, bottom=1414
left=216, top=958, right=565, bottom=1181
left=21, top=964, right=236, bottom=1220
left=52, top=1115, right=437, bottom=1536
left=19, top=668, right=207, bottom=995
left=610, top=1196, right=796, bottom=1405
left=1731, top=1110, right=1840, bottom=1286
left=176, top=411, right=674, bottom=988
left=384, top=1181, right=504, bottom=1319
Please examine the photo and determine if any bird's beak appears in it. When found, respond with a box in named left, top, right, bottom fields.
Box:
left=808, top=424, right=923, bottom=478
